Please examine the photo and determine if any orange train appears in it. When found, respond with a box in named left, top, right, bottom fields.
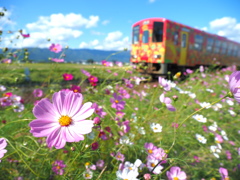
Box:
left=130, top=18, right=240, bottom=76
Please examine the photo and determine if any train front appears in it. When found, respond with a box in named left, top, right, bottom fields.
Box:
left=130, top=18, right=167, bottom=76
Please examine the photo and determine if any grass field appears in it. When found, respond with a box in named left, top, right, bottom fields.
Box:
left=0, top=62, right=240, bottom=180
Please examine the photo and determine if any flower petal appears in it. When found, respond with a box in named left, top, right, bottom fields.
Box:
left=73, top=102, right=94, bottom=121
left=46, top=128, right=66, bottom=149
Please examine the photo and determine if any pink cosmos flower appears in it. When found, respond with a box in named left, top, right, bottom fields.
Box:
left=158, top=77, right=171, bottom=91
left=186, top=69, right=193, bottom=74
left=0, top=138, right=7, bottom=162
left=228, top=71, right=240, bottom=103
left=51, top=58, right=64, bottom=63
left=110, top=93, right=126, bottom=111
left=91, top=142, right=99, bottom=150
left=21, top=33, right=30, bottom=38
left=52, top=160, right=66, bottom=175
left=70, top=85, right=81, bottom=93
left=144, top=173, right=151, bottom=180
left=63, top=73, right=74, bottom=81
left=81, top=69, right=91, bottom=77
left=49, top=43, right=62, bottom=53
left=159, top=93, right=176, bottom=111
left=166, top=166, right=187, bottom=180
left=33, top=89, right=43, bottom=98
left=2, top=59, right=11, bottom=64
left=88, top=76, right=98, bottom=86
left=29, top=90, right=95, bottom=149
left=96, top=159, right=105, bottom=170
left=219, top=167, right=229, bottom=180
left=101, top=60, right=110, bottom=66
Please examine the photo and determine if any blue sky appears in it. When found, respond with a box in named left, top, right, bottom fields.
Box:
left=1, top=0, right=240, bottom=50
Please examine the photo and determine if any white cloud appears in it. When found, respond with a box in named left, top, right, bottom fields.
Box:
left=0, top=7, right=16, bottom=30
left=26, top=13, right=99, bottom=30
left=105, top=31, right=123, bottom=42
left=209, top=17, right=240, bottom=42
left=79, top=31, right=130, bottom=50
left=102, top=20, right=110, bottom=25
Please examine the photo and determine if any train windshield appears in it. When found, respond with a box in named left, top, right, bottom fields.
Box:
left=132, top=25, right=140, bottom=44
left=152, top=22, right=163, bottom=42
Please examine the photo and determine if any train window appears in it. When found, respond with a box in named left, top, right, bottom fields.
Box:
left=181, top=33, right=187, bottom=48
left=221, top=42, right=227, bottom=54
left=227, top=44, right=233, bottom=56
left=132, top=25, right=140, bottom=44
left=194, top=34, right=203, bottom=51
left=142, top=30, right=149, bottom=43
left=206, top=38, right=214, bottom=52
left=173, top=32, right=179, bottom=45
left=152, top=22, right=163, bottom=42
left=213, top=40, right=221, bottom=54
left=233, top=45, right=238, bottom=57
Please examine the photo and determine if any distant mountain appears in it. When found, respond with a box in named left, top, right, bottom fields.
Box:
left=1, top=48, right=131, bottom=63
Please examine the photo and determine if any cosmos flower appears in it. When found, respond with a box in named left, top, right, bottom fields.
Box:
left=195, top=134, right=207, bottom=144
left=0, top=138, right=7, bottom=162
left=192, top=114, right=207, bottom=123
left=146, top=159, right=163, bottom=174
left=50, top=58, right=64, bottom=63
left=29, top=90, right=95, bottom=149
left=158, top=77, right=171, bottom=91
left=81, top=69, right=91, bottom=77
left=83, top=170, right=93, bottom=179
left=52, top=160, right=66, bottom=175
left=110, top=93, right=126, bottom=111
left=62, top=73, right=74, bottom=81
left=49, top=43, right=62, bottom=53
left=21, top=33, right=30, bottom=38
left=33, top=89, right=43, bottom=98
left=159, top=93, right=176, bottom=111
left=219, top=167, right=229, bottom=180
left=2, top=59, right=11, bottom=64
left=150, top=123, right=162, bottom=133
left=166, top=166, right=187, bottom=180
left=70, top=85, right=81, bottom=93
left=88, top=75, right=98, bottom=86
left=228, top=71, right=240, bottom=103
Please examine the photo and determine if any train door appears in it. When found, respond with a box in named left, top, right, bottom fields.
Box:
left=179, top=31, right=189, bottom=65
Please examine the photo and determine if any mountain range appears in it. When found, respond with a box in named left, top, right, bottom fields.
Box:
left=1, top=48, right=131, bottom=63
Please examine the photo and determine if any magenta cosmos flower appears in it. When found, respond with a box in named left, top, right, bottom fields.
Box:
left=166, top=166, right=187, bottom=180
left=33, top=88, right=43, bottom=98
left=49, top=43, right=62, bottom=53
left=0, top=138, right=7, bottom=162
left=228, top=71, right=240, bottom=103
left=52, top=160, right=66, bottom=175
left=29, top=91, right=95, bottom=149
left=51, top=58, right=64, bottom=63
left=63, top=73, right=74, bottom=81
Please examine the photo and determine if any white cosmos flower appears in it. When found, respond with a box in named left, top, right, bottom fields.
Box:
left=212, top=103, right=222, bottom=111
left=206, top=88, right=214, bottom=93
left=150, top=123, right=162, bottom=133
left=208, top=122, right=218, bottom=131
left=199, top=102, right=211, bottom=109
left=192, top=114, right=207, bottom=123
left=210, top=144, right=222, bottom=158
left=221, top=130, right=229, bottom=140
left=188, top=93, right=196, bottom=99
left=228, top=109, right=236, bottom=116
left=196, top=134, right=207, bottom=144
left=116, top=161, right=140, bottom=180
left=226, top=99, right=234, bottom=106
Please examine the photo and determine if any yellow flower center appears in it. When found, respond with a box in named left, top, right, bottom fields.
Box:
left=148, top=149, right=153, bottom=154
left=173, top=177, right=179, bottom=180
left=151, top=163, right=155, bottom=167
left=85, top=173, right=91, bottom=177
left=73, top=89, right=78, bottom=93
left=59, top=115, right=72, bottom=126
left=53, top=47, right=58, bottom=51
left=56, top=166, right=61, bottom=170
left=115, top=100, right=119, bottom=103
left=85, top=162, right=90, bottom=166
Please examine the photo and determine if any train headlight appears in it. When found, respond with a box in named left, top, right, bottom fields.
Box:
left=153, top=55, right=161, bottom=59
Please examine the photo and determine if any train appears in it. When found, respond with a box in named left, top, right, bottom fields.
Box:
left=130, top=18, right=240, bottom=77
